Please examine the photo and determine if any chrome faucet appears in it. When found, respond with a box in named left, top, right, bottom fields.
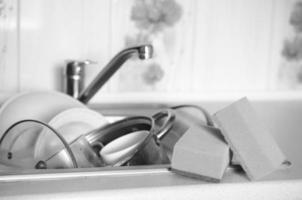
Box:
left=65, top=45, right=153, bottom=104
left=64, top=60, right=96, bottom=99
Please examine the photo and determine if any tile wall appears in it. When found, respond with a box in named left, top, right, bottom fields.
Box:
left=0, top=0, right=296, bottom=98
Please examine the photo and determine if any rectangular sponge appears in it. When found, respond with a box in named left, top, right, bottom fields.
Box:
left=214, top=97, right=288, bottom=180
left=171, top=125, right=230, bottom=182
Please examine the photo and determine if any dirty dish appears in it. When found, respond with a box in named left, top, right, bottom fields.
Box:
left=85, top=116, right=153, bottom=147
left=100, top=130, right=150, bottom=166
left=45, top=135, right=102, bottom=169
left=34, top=107, right=108, bottom=160
left=87, top=113, right=170, bottom=166
left=0, top=91, right=86, bottom=151
left=0, top=119, right=78, bottom=169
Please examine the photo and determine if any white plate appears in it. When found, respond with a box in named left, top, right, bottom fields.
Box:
left=0, top=91, right=85, bottom=150
left=34, top=107, right=108, bottom=160
left=100, top=130, right=149, bottom=166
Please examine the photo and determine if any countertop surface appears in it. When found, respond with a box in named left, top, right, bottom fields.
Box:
left=0, top=163, right=302, bottom=199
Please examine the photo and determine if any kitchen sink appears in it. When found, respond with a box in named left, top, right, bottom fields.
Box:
left=0, top=97, right=302, bottom=199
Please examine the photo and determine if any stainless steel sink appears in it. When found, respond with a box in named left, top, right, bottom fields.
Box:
left=1, top=100, right=302, bottom=199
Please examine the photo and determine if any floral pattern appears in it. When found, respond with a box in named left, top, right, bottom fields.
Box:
left=0, top=0, right=5, bottom=15
left=123, top=0, right=182, bottom=89
left=282, top=35, right=302, bottom=61
left=131, top=0, right=182, bottom=33
left=142, top=62, right=165, bottom=85
left=281, top=1, right=302, bottom=87
left=290, top=1, right=302, bottom=33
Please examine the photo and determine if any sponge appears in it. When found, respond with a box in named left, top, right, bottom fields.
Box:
left=171, top=125, right=230, bottom=182
left=214, top=97, right=289, bottom=180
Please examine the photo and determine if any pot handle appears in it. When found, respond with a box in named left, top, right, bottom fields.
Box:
left=152, top=109, right=175, bottom=140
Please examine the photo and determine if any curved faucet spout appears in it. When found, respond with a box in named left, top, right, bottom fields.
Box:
left=77, top=44, right=153, bottom=104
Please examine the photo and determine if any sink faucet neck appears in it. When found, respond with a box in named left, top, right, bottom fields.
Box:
left=77, top=45, right=153, bottom=104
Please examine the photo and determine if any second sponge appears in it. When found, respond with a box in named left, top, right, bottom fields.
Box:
left=171, top=125, right=230, bottom=182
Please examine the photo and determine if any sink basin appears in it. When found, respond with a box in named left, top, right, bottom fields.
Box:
left=1, top=97, right=302, bottom=199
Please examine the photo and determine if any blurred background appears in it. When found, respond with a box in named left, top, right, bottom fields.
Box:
left=0, top=0, right=300, bottom=101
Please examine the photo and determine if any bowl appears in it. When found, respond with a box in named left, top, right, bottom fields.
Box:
left=100, top=130, right=150, bottom=166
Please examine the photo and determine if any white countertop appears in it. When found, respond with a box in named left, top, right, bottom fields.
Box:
left=0, top=165, right=302, bottom=200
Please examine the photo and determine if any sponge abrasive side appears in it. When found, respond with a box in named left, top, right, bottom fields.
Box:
left=213, top=97, right=288, bottom=180
left=171, top=125, right=230, bottom=181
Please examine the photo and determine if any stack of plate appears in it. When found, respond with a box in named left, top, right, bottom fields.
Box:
left=0, top=91, right=108, bottom=169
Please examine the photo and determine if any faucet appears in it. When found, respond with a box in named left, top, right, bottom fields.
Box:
left=64, top=60, right=96, bottom=99
left=67, top=44, right=153, bottom=104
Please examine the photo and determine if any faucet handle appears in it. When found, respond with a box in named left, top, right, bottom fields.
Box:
left=78, top=60, right=98, bottom=66
left=64, top=60, right=97, bottom=98
left=66, top=60, right=97, bottom=71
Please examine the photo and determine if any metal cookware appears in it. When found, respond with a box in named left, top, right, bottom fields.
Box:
left=0, top=109, right=175, bottom=169
left=85, top=109, right=175, bottom=166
